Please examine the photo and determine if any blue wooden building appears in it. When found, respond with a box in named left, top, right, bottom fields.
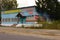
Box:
left=1, top=6, right=40, bottom=26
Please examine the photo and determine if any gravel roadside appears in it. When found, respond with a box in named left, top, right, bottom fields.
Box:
left=0, top=27, right=60, bottom=40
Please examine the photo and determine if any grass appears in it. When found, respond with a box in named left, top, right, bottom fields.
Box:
left=42, top=20, right=60, bottom=29
left=24, top=20, right=60, bottom=30
left=0, top=20, right=60, bottom=30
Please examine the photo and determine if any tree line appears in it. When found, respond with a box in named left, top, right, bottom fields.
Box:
left=35, top=0, right=60, bottom=20
left=1, top=0, right=18, bottom=10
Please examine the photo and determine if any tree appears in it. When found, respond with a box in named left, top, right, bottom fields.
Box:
left=35, top=0, right=60, bottom=20
left=2, top=0, right=18, bottom=10
left=46, top=0, right=57, bottom=20
left=35, top=0, right=47, bottom=14
left=35, top=0, right=48, bottom=22
left=56, top=1, right=60, bottom=20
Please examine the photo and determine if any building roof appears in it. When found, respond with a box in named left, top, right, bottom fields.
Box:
left=19, top=6, right=38, bottom=16
left=19, top=6, right=36, bottom=9
left=2, top=6, right=36, bottom=11
left=2, top=6, right=39, bottom=17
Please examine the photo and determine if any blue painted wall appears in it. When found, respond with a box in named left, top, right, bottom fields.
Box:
left=1, top=7, right=38, bottom=24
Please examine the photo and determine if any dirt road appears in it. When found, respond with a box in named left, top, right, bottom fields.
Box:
left=0, top=27, right=60, bottom=40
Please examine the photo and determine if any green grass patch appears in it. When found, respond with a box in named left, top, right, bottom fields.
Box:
left=24, top=20, right=60, bottom=30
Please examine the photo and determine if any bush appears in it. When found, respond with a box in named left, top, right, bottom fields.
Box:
left=27, top=20, right=60, bottom=29
left=42, top=20, right=60, bottom=29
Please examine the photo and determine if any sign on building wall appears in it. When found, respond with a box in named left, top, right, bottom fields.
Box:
left=4, top=9, right=21, bottom=14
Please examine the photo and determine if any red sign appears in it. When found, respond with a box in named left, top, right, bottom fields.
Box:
left=35, top=15, right=39, bottom=19
left=28, top=11, right=33, bottom=14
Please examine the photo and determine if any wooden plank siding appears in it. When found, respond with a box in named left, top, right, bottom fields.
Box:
left=1, top=18, right=37, bottom=22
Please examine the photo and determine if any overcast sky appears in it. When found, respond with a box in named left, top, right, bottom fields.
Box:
left=17, top=0, right=60, bottom=8
left=17, top=0, right=36, bottom=8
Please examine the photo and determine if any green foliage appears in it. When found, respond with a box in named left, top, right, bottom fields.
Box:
left=26, top=21, right=60, bottom=29
left=40, top=20, right=60, bottom=29
left=35, top=0, right=60, bottom=20
left=2, top=0, right=18, bottom=10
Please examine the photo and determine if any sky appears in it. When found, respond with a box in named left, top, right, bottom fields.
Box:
left=17, top=0, right=36, bottom=8
left=58, top=0, right=60, bottom=2
left=17, top=0, right=60, bottom=8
